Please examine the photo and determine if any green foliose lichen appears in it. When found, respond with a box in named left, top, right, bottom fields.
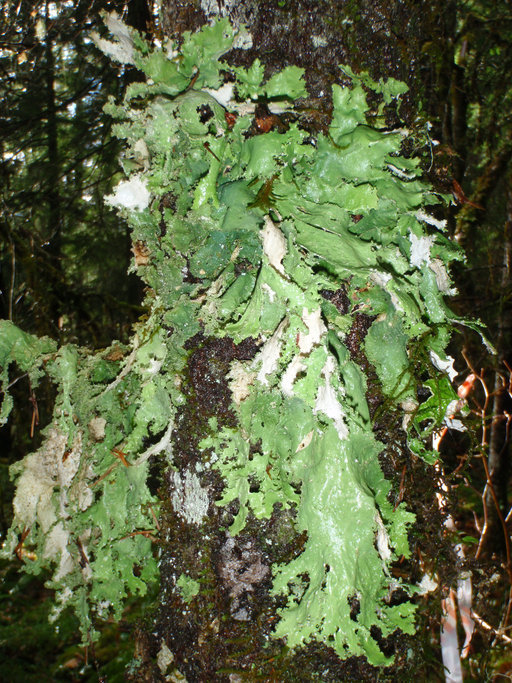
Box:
left=1, top=14, right=467, bottom=664
left=176, top=574, right=200, bottom=603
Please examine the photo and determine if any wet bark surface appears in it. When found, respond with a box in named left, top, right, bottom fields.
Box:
left=130, top=332, right=415, bottom=681
left=129, top=2, right=459, bottom=680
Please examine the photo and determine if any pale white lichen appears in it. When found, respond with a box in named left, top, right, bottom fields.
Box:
left=417, top=573, right=438, bottom=595
left=12, top=452, right=58, bottom=535
left=11, top=427, right=82, bottom=534
left=44, top=522, right=73, bottom=580
left=444, top=400, right=466, bottom=432
left=314, top=355, right=348, bottom=440
left=297, top=308, right=326, bottom=354
left=96, top=600, right=112, bottom=618
left=49, top=586, right=73, bottom=623
left=203, top=82, right=235, bottom=108
left=134, top=417, right=174, bottom=466
left=146, top=358, right=164, bottom=376
left=261, top=215, right=287, bottom=275
left=170, top=469, right=209, bottom=526
left=228, top=361, right=255, bottom=405
left=105, top=175, right=151, bottom=212
left=375, top=513, right=392, bottom=562
left=88, top=416, right=106, bottom=442
left=70, top=461, right=94, bottom=512
left=430, top=258, right=458, bottom=296
left=157, top=640, right=175, bottom=674
left=133, top=139, right=150, bottom=170
left=256, top=318, right=287, bottom=385
left=409, top=231, right=436, bottom=268
left=416, top=209, right=447, bottom=231
left=91, top=12, right=136, bottom=65
left=233, top=28, right=253, bottom=50
left=281, top=356, right=307, bottom=396
left=369, top=270, right=392, bottom=288
left=3, top=427, right=89, bottom=579
left=387, top=163, right=416, bottom=180
left=430, top=350, right=458, bottom=381
left=261, top=282, right=276, bottom=303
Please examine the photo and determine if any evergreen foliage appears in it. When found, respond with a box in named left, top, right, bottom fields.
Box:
left=0, top=0, right=136, bottom=344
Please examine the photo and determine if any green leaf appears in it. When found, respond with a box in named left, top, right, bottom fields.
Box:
left=420, top=265, right=452, bottom=323
left=241, top=132, right=288, bottom=178
left=315, top=126, right=401, bottom=184
left=294, top=219, right=377, bottom=273
left=407, top=437, right=439, bottom=465
left=189, top=228, right=261, bottom=280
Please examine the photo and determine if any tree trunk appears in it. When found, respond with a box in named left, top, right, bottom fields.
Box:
left=127, top=2, right=450, bottom=680
left=43, top=0, right=62, bottom=333
left=483, top=181, right=512, bottom=552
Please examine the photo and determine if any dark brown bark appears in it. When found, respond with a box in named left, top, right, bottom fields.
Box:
left=126, top=0, right=154, bottom=36
left=126, top=2, right=455, bottom=681
left=482, top=182, right=512, bottom=553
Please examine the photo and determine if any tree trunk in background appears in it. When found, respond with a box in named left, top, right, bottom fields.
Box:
left=126, top=2, right=459, bottom=681
left=126, top=0, right=154, bottom=36
left=42, top=0, right=62, bottom=334
left=485, top=182, right=512, bottom=550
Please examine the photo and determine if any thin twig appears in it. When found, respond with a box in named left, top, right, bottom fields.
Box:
left=471, top=611, right=512, bottom=645
left=479, top=454, right=512, bottom=578
left=133, top=417, right=174, bottom=466
left=147, top=503, right=160, bottom=531
left=4, top=372, right=28, bottom=391
left=465, top=357, right=512, bottom=632
left=91, top=462, right=118, bottom=487
left=100, top=334, right=139, bottom=397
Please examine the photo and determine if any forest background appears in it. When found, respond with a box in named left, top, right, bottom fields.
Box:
left=0, top=0, right=511, bottom=681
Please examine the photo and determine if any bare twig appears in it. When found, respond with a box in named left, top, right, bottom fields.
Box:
left=471, top=611, right=512, bottom=645
left=147, top=503, right=160, bottom=531
left=463, top=357, right=512, bottom=634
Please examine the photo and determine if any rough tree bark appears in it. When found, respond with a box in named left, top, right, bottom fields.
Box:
left=126, top=2, right=454, bottom=681
left=484, top=181, right=512, bottom=549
